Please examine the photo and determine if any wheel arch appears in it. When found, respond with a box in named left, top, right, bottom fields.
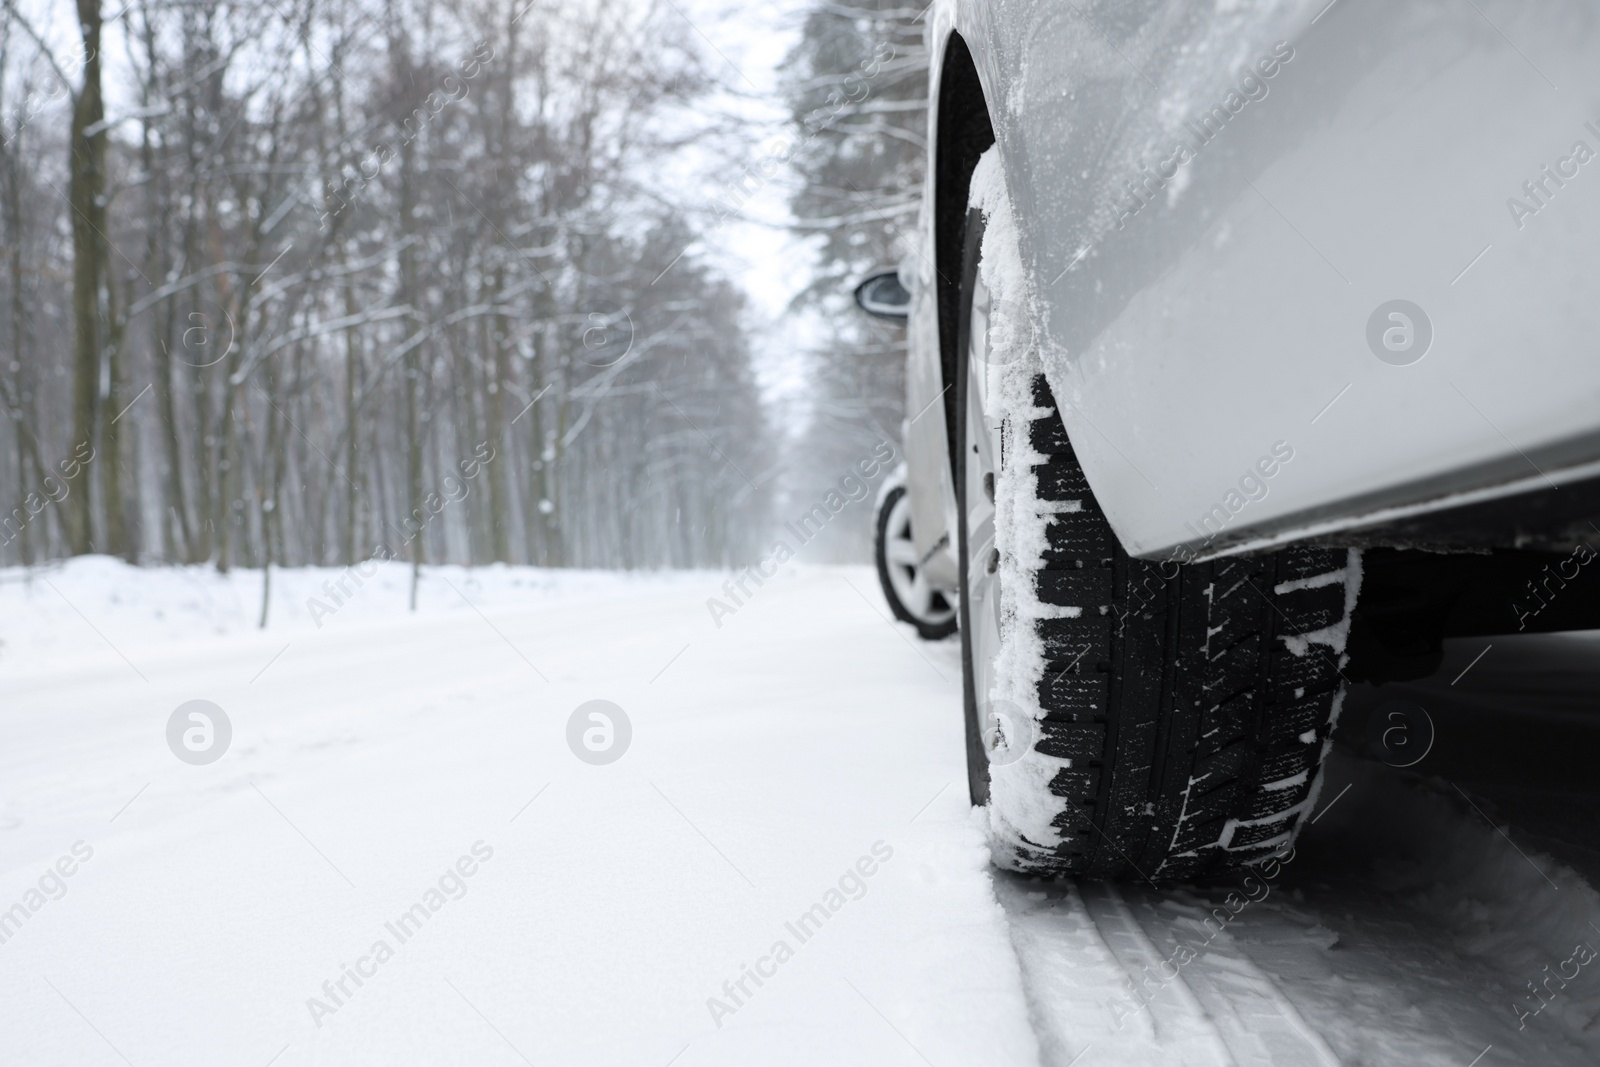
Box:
left=932, top=30, right=995, bottom=480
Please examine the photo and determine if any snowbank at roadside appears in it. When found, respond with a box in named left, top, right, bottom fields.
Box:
left=0, top=555, right=711, bottom=671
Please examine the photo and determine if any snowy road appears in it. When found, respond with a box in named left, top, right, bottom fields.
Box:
left=4, top=560, right=1600, bottom=1065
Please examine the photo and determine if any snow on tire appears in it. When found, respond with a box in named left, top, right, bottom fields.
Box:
left=960, top=147, right=1363, bottom=882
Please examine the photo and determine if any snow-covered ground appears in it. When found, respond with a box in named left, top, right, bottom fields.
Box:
left=4, top=558, right=1600, bottom=1065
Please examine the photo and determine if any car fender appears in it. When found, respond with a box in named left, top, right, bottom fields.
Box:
left=929, top=0, right=1600, bottom=558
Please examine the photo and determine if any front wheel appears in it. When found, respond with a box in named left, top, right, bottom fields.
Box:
left=956, top=159, right=1362, bottom=882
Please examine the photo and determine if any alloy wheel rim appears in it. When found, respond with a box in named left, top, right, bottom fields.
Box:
left=885, top=492, right=955, bottom=625
left=964, top=273, right=1003, bottom=714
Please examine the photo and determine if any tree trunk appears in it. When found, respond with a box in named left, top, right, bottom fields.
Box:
left=392, top=29, right=424, bottom=609
left=343, top=284, right=362, bottom=565
left=1, top=110, right=49, bottom=563
left=66, top=0, right=106, bottom=555
left=102, top=261, right=133, bottom=559
left=487, top=265, right=511, bottom=562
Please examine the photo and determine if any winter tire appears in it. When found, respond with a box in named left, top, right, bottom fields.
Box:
left=956, top=183, right=1361, bottom=882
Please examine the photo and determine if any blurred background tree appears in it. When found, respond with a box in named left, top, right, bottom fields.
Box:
left=779, top=0, right=927, bottom=561
left=0, top=0, right=776, bottom=573
left=0, top=0, right=936, bottom=574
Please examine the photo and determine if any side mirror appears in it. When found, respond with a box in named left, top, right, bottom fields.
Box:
left=853, top=270, right=910, bottom=320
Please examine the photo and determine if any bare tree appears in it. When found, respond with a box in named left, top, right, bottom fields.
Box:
left=0, top=0, right=777, bottom=579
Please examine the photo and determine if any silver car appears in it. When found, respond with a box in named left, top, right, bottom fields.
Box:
left=860, top=0, right=1600, bottom=881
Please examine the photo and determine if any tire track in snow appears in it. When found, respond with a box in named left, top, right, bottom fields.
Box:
left=1117, top=891, right=1340, bottom=1067
left=1076, top=884, right=1237, bottom=1064
left=999, top=872, right=1340, bottom=1066
left=996, top=876, right=1231, bottom=1067
left=995, top=749, right=1600, bottom=1067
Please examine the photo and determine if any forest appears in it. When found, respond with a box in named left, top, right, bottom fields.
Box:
left=0, top=0, right=926, bottom=575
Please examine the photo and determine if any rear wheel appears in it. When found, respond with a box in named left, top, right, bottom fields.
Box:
left=875, top=485, right=958, bottom=640
left=955, top=193, right=1361, bottom=881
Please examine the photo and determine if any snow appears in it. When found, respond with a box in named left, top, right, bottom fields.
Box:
left=5, top=558, right=1600, bottom=1065
left=0, top=558, right=1038, bottom=1066
left=970, top=145, right=1075, bottom=856
left=1277, top=549, right=1363, bottom=659
left=1273, top=570, right=1348, bottom=596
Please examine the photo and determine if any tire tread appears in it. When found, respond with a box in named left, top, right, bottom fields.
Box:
left=992, top=374, right=1353, bottom=882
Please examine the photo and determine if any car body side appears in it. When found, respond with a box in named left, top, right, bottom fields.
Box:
left=901, top=0, right=1600, bottom=584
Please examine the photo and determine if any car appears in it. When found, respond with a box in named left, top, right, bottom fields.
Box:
left=857, top=0, right=1600, bottom=882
